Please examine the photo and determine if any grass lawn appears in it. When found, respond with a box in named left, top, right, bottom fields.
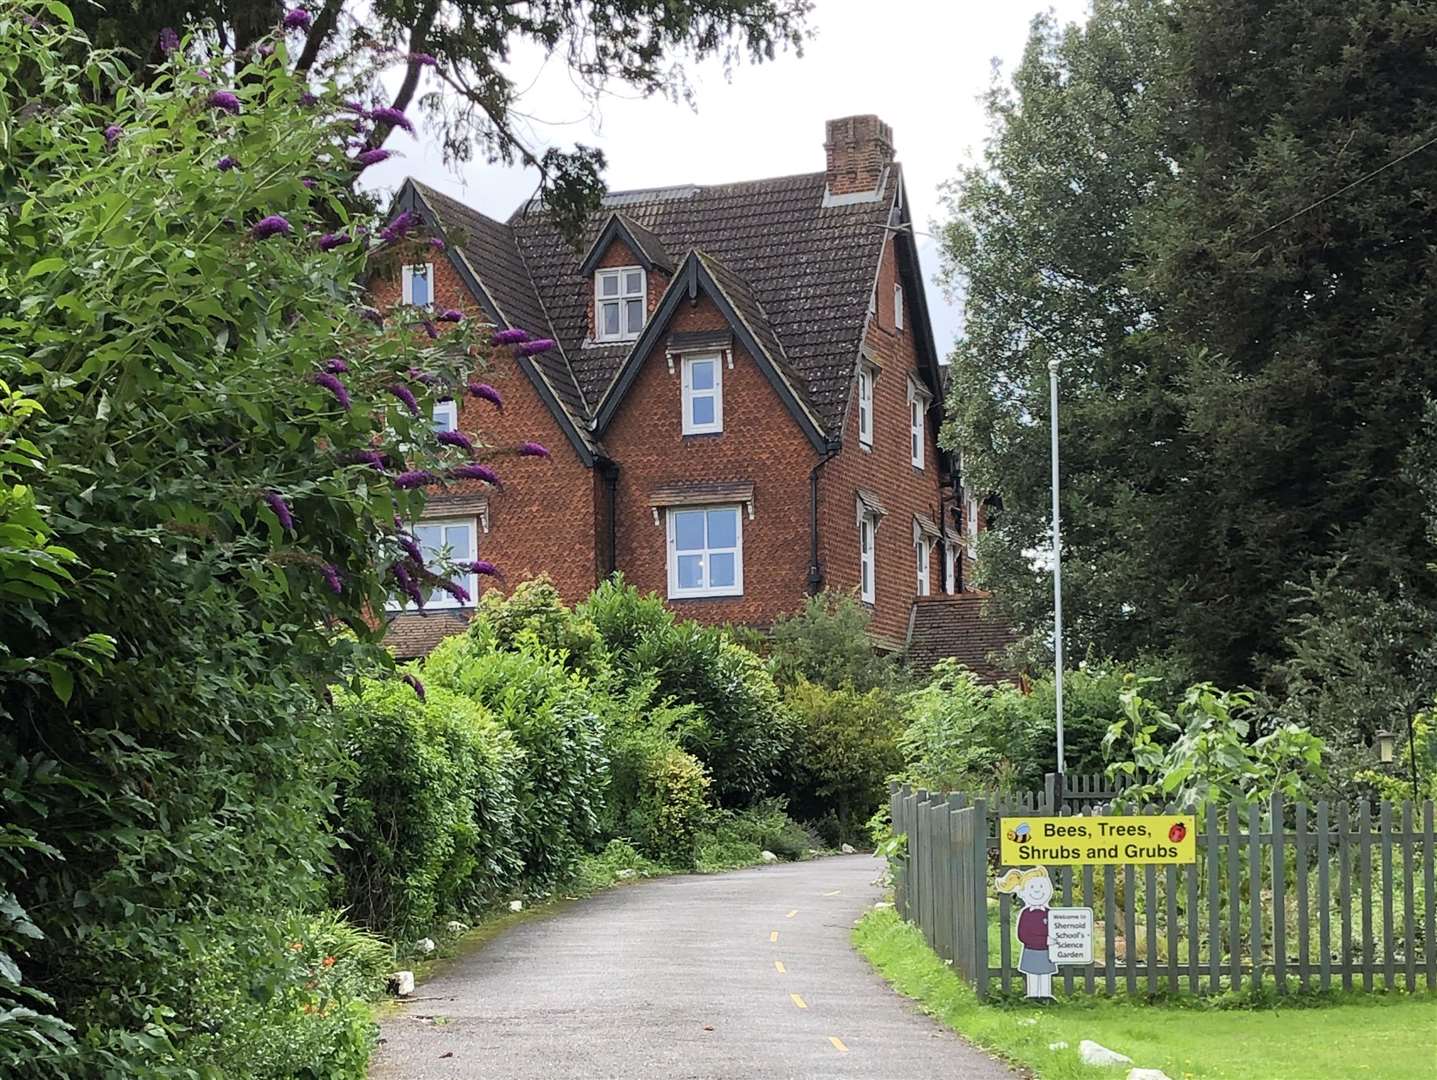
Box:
left=854, top=907, right=1437, bottom=1080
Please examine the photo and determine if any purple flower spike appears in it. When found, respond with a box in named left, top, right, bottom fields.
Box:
left=402, top=673, right=426, bottom=701
left=437, top=429, right=473, bottom=451
left=367, top=106, right=415, bottom=134
left=515, top=338, right=556, bottom=357
left=468, top=383, right=503, bottom=411
left=299, top=91, right=318, bottom=107
left=392, top=563, right=424, bottom=608
left=317, top=232, right=351, bottom=251
left=208, top=90, right=241, bottom=113
left=103, top=124, right=123, bottom=147
left=438, top=578, right=470, bottom=604
left=311, top=371, right=352, bottom=410
left=321, top=563, right=343, bottom=594
left=428, top=237, right=446, bottom=252
left=394, top=470, right=438, bottom=490
left=324, top=356, right=349, bottom=374
left=355, top=148, right=391, bottom=167
left=158, top=26, right=179, bottom=54
left=387, top=383, right=421, bottom=416
left=408, top=52, right=438, bottom=67
left=359, top=307, right=384, bottom=326
left=379, top=209, right=416, bottom=243
left=519, top=441, right=550, bottom=458
left=467, top=559, right=502, bottom=579
left=217, top=155, right=238, bottom=171
left=422, top=320, right=439, bottom=340
left=251, top=214, right=291, bottom=240
left=283, top=8, right=312, bottom=30
left=342, top=449, right=386, bottom=470
left=396, top=532, right=425, bottom=564
left=451, top=463, right=500, bottom=487
left=491, top=328, right=530, bottom=345
left=264, top=491, right=295, bottom=532
left=437, top=309, right=463, bottom=323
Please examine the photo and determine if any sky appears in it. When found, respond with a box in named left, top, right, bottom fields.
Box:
left=359, top=0, right=1093, bottom=358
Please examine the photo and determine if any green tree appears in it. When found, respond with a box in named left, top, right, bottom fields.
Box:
left=74, top=0, right=811, bottom=238
left=942, top=0, right=1437, bottom=690
left=766, top=591, right=906, bottom=692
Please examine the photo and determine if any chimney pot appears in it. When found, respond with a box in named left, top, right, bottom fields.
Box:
left=824, top=115, right=895, bottom=198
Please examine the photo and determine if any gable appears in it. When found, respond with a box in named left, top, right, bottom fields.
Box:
left=592, top=251, right=828, bottom=452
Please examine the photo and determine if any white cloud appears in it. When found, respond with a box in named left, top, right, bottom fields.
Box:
left=360, top=0, right=1092, bottom=358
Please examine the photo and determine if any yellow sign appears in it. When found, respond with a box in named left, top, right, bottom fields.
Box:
left=1000, top=815, right=1196, bottom=865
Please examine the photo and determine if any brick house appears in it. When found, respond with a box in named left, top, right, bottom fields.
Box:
left=373, top=114, right=1004, bottom=666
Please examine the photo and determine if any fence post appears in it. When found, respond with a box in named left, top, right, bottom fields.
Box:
left=1271, top=792, right=1286, bottom=994
left=972, top=797, right=989, bottom=1001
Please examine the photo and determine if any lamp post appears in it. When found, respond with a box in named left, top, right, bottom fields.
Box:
left=1049, top=357, right=1065, bottom=780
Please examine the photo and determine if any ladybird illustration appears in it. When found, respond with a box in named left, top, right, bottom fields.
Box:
left=1168, top=822, right=1187, bottom=844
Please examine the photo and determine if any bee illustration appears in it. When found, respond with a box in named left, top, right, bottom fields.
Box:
left=1006, top=822, right=1032, bottom=844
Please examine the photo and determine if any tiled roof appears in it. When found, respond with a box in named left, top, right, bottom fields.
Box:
left=905, top=594, right=1021, bottom=685
left=409, top=181, right=591, bottom=422
left=509, top=170, right=895, bottom=432
left=383, top=610, right=473, bottom=659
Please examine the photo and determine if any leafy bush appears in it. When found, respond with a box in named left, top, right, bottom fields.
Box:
left=566, top=839, right=663, bottom=893
left=632, top=745, right=712, bottom=866
left=424, top=634, right=607, bottom=888
left=767, top=591, right=907, bottom=692
left=331, top=680, right=521, bottom=936
left=694, top=799, right=815, bottom=871
left=474, top=577, right=605, bottom=676
left=1104, top=679, right=1327, bottom=812
left=783, top=679, right=904, bottom=845
left=579, top=575, right=674, bottom=659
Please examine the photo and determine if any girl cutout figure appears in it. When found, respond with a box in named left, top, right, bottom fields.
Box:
left=995, top=866, right=1056, bottom=999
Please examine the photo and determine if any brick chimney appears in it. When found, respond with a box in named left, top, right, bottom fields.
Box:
left=824, top=115, right=895, bottom=199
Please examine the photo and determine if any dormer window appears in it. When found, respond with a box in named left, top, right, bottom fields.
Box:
left=682, top=354, right=723, bottom=435
left=595, top=267, right=646, bottom=342
left=402, top=263, right=433, bottom=308
left=893, top=282, right=904, bottom=331
left=857, top=364, right=875, bottom=448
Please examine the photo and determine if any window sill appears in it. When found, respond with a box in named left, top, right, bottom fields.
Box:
left=681, top=430, right=725, bottom=440
left=667, top=592, right=744, bottom=602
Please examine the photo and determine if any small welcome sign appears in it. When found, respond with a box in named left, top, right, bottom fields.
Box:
left=1001, top=814, right=1196, bottom=865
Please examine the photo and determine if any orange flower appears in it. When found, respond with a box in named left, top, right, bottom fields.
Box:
left=288, top=941, right=304, bottom=951
left=321, top=955, right=336, bottom=968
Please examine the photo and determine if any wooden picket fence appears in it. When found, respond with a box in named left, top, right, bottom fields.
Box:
left=888, top=780, right=1437, bottom=999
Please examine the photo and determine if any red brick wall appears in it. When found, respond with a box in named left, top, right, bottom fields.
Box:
left=602, top=295, right=820, bottom=627
left=368, top=249, right=600, bottom=608
left=824, top=115, right=895, bottom=196
left=818, top=234, right=945, bottom=646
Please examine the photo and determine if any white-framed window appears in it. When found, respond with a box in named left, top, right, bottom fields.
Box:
left=893, top=282, right=904, bottom=331
left=944, top=542, right=959, bottom=595
left=402, top=263, right=434, bottom=308
left=964, top=488, right=980, bottom=548
left=681, top=353, right=723, bottom=434
left=595, top=266, right=646, bottom=341
left=432, top=400, right=457, bottom=433
left=387, top=517, right=477, bottom=611
left=908, top=382, right=926, bottom=469
left=857, top=367, right=874, bottom=447
left=914, top=529, right=931, bottom=597
left=666, top=506, right=743, bottom=598
left=859, top=512, right=877, bottom=604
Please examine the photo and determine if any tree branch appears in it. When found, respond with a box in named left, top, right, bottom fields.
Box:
left=295, top=0, right=345, bottom=75
left=368, top=1, right=440, bottom=147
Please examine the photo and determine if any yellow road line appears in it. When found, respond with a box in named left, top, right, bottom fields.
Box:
left=786, top=909, right=798, bottom=918
left=769, top=930, right=779, bottom=943
left=829, top=1036, right=848, bottom=1053
left=774, top=960, right=786, bottom=974
left=822, top=890, right=840, bottom=897
left=789, top=993, right=807, bottom=1009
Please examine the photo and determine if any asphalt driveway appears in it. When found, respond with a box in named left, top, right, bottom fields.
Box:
left=370, top=853, right=1012, bottom=1080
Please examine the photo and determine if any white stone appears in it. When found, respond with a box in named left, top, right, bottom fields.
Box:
left=1048, top=1042, right=1069, bottom=1051
left=415, top=937, right=436, bottom=954
left=840, top=843, right=856, bottom=854
left=389, top=970, right=414, bottom=997
left=444, top=920, right=467, bottom=935
left=1079, top=1041, right=1132, bottom=1067
left=508, top=899, right=524, bottom=912
left=873, top=901, right=893, bottom=910
left=760, top=850, right=779, bottom=864
left=1016, top=1018, right=1038, bottom=1027
left=1126, top=1070, right=1172, bottom=1080
left=616, top=868, right=637, bottom=880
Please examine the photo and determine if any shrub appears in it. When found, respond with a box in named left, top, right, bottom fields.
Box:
left=473, top=577, right=605, bottom=676
left=579, top=575, right=674, bottom=659
left=633, top=745, right=712, bottom=866
left=783, top=679, right=904, bottom=845
left=424, top=635, right=607, bottom=888
left=331, top=680, right=521, bottom=936
left=767, top=591, right=907, bottom=692
left=695, top=799, right=815, bottom=871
